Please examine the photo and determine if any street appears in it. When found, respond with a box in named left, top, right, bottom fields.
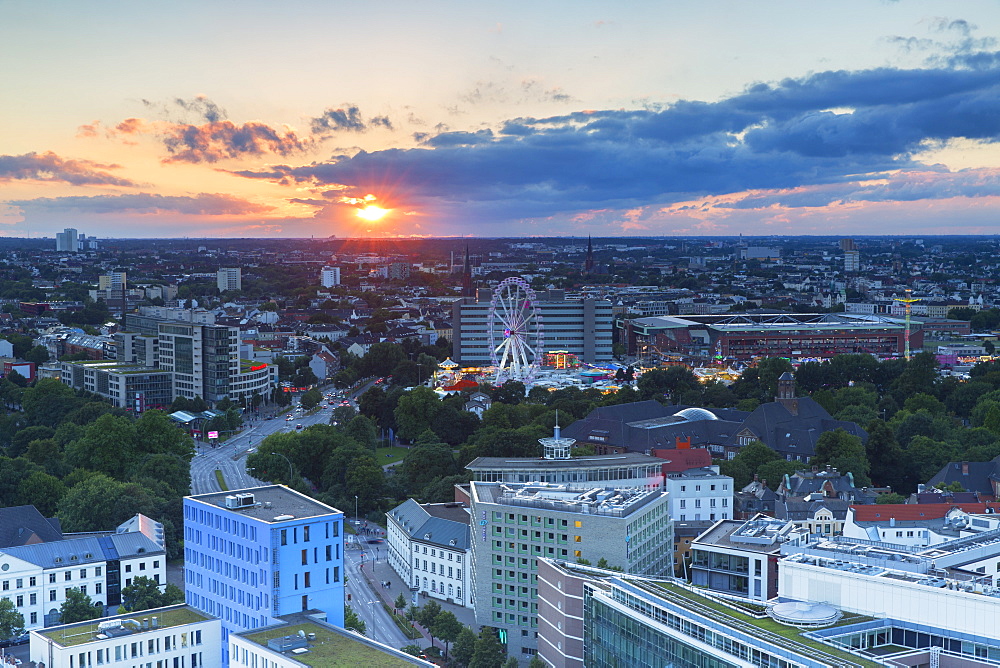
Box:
left=344, top=538, right=415, bottom=648
left=189, top=392, right=360, bottom=495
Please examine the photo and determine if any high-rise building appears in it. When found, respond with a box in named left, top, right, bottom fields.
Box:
left=183, top=486, right=345, bottom=665
left=217, top=267, right=242, bottom=292
left=452, top=289, right=613, bottom=366
left=319, top=266, right=341, bottom=287
left=55, top=227, right=79, bottom=252
left=845, top=249, right=861, bottom=272
left=469, top=481, right=671, bottom=659
left=156, top=320, right=240, bottom=403
left=99, top=271, right=127, bottom=291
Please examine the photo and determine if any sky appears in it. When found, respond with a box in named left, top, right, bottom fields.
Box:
left=5, top=1, right=1000, bottom=239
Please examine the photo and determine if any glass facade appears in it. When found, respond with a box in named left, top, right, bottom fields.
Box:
left=585, top=592, right=740, bottom=668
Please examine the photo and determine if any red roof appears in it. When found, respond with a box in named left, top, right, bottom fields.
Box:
left=652, top=447, right=713, bottom=473
left=442, top=378, right=479, bottom=391
left=851, top=502, right=1000, bottom=522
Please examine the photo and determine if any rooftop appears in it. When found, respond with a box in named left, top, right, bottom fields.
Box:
left=38, top=605, right=210, bottom=648
left=187, top=485, right=342, bottom=523
left=472, top=481, right=664, bottom=518
left=239, top=617, right=427, bottom=667
left=466, top=452, right=662, bottom=471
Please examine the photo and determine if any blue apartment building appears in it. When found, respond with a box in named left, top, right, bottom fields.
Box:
left=183, top=485, right=345, bottom=663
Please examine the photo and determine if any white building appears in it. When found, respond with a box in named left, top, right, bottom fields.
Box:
left=386, top=500, right=473, bottom=609
left=319, top=266, right=341, bottom=288
left=664, top=467, right=733, bottom=522
left=29, top=604, right=220, bottom=668
left=844, top=249, right=861, bottom=272
left=230, top=613, right=430, bottom=668
left=0, top=510, right=167, bottom=631
left=216, top=267, right=242, bottom=292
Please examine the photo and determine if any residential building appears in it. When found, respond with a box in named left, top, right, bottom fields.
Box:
left=99, top=271, right=127, bottom=291
left=217, top=267, right=242, bottom=292
left=689, top=515, right=808, bottom=601
left=55, top=228, right=79, bottom=252
left=469, top=481, right=672, bottom=659
left=845, top=249, right=861, bottom=272
left=452, top=289, right=613, bottom=366
left=927, top=458, right=1000, bottom=501
left=319, top=266, right=341, bottom=288
left=0, top=507, right=166, bottom=630
left=183, top=486, right=345, bottom=665
left=842, top=501, right=1000, bottom=546
left=776, top=464, right=878, bottom=504
left=29, top=604, right=220, bottom=668
left=230, top=612, right=430, bottom=668
left=386, top=500, right=473, bottom=608
left=663, top=467, right=733, bottom=522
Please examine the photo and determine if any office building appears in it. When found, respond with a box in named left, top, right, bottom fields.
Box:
left=29, top=604, right=220, bottom=668
left=469, top=481, right=671, bottom=659
left=217, top=267, right=242, bottom=292
left=537, top=558, right=876, bottom=668
left=0, top=506, right=166, bottom=631
left=319, top=266, right=341, bottom=288
left=183, top=486, right=345, bottom=665
left=230, top=612, right=429, bottom=667
left=689, top=515, right=807, bottom=601
left=452, top=288, right=613, bottom=366
left=59, top=360, right=173, bottom=410
left=385, top=500, right=473, bottom=609
left=99, top=271, right=127, bottom=291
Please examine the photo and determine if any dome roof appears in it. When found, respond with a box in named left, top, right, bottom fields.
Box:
left=673, top=407, right=718, bottom=422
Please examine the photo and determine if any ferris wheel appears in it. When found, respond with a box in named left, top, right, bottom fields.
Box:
left=488, top=277, right=544, bottom=383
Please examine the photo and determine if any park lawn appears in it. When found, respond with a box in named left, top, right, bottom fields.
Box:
left=376, top=446, right=409, bottom=465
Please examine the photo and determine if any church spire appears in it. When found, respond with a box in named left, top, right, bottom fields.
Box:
left=584, top=235, right=595, bottom=274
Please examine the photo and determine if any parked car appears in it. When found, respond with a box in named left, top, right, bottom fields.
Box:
left=0, top=632, right=29, bottom=648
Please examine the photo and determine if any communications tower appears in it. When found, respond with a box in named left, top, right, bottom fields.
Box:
left=893, top=288, right=921, bottom=360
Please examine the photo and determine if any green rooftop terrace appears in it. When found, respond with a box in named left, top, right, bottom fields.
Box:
left=647, top=582, right=882, bottom=668
left=242, top=621, right=418, bottom=668
left=39, top=606, right=210, bottom=648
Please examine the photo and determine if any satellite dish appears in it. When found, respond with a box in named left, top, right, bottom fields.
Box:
left=298, top=630, right=306, bottom=638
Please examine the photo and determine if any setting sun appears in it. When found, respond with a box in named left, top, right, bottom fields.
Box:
left=356, top=205, right=389, bottom=222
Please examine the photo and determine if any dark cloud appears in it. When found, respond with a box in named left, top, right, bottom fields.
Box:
left=142, top=95, right=228, bottom=123
left=9, top=193, right=272, bottom=216
left=160, top=121, right=314, bottom=164
left=231, top=52, right=1000, bottom=222
left=0, top=151, right=137, bottom=187
left=309, top=105, right=394, bottom=134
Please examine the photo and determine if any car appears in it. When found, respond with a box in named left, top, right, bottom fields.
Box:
left=285, top=416, right=293, bottom=421
left=367, top=538, right=384, bottom=544
left=295, top=424, right=303, bottom=430
left=0, top=632, right=29, bottom=648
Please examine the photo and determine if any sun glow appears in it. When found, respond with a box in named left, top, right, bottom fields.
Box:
left=356, top=205, right=389, bottom=221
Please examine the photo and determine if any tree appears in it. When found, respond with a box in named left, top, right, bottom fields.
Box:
left=811, top=429, right=871, bottom=486
left=431, top=610, right=463, bottom=659
left=503, top=659, right=519, bottom=668
left=528, top=657, right=547, bottom=668
left=60, top=587, right=101, bottom=624
left=876, top=492, right=907, bottom=504
left=24, top=345, right=50, bottom=365
left=122, top=576, right=166, bottom=612
left=394, top=593, right=407, bottom=613
left=403, top=440, right=459, bottom=491
left=300, top=388, right=323, bottom=410
left=344, top=604, right=367, bottom=635
left=453, top=627, right=478, bottom=667
left=470, top=626, right=506, bottom=668
left=344, top=414, right=377, bottom=448
left=637, top=367, right=700, bottom=402
left=0, top=597, right=24, bottom=640
left=416, top=600, right=443, bottom=633
left=395, top=386, right=442, bottom=441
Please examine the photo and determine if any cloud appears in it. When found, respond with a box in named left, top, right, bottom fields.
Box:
left=8, top=192, right=273, bottom=216
left=230, top=51, right=1000, bottom=229
left=141, top=95, right=228, bottom=123
left=0, top=151, right=137, bottom=186
left=309, top=105, right=394, bottom=134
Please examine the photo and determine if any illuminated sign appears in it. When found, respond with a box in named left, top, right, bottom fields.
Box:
left=249, top=364, right=267, bottom=371
left=208, top=431, right=219, bottom=439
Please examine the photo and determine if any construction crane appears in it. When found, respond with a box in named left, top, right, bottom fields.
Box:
left=894, top=288, right=921, bottom=360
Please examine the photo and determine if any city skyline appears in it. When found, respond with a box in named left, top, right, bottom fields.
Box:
left=4, top=1, right=1000, bottom=239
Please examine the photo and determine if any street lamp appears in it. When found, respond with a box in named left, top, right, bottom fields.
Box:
left=271, top=451, right=294, bottom=483
left=354, top=495, right=358, bottom=523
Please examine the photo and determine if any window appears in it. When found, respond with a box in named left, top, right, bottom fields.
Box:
left=574, top=520, right=582, bottom=528
left=80, top=569, right=87, bottom=578
left=15, top=595, right=22, bottom=607
left=125, top=565, right=132, bottom=573
left=679, top=500, right=686, bottom=509
left=49, top=573, right=56, bottom=584
left=139, top=562, right=146, bottom=571
left=95, top=583, right=102, bottom=594
left=303, top=525, right=310, bottom=542
left=304, top=572, right=311, bottom=588
left=15, top=579, right=22, bottom=589
left=301, top=549, right=308, bottom=565
left=29, top=577, right=35, bottom=587
left=65, top=571, right=72, bottom=581
left=281, top=529, right=288, bottom=546
left=29, top=593, right=36, bottom=605
left=95, top=567, right=101, bottom=576
left=49, top=590, right=56, bottom=601
left=695, top=499, right=701, bottom=508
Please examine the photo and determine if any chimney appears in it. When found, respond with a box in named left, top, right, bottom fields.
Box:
left=962, top=461, right=970, bottom=476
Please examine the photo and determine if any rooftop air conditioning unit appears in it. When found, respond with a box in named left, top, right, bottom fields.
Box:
left=235, top=493, right=256, bottom=507
left=224, top=495, right=240, bottom=508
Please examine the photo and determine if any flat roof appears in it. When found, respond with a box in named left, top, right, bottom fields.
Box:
left=238, top=616, right=428, bottom=667
left=187, top=485, right=342, bottom=523
left=37, top=605, right=210, bottom=648
left=467, top=452, right=661, bottom=470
